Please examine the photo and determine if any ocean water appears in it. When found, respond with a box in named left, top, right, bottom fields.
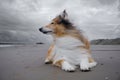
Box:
left=0, top=45, right=14, bottom=47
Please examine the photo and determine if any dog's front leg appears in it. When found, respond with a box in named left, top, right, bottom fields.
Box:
left=45, top=44, right=55, bottom=64
left=80, top=54, right=90, bottom=71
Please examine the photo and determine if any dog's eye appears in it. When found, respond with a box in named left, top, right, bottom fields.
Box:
left=51, top=22, right=54, bottom=24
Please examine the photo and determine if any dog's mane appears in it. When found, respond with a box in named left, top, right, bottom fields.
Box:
left=60, top=18, right=75, bottom=30
left=54, top=15, right=90, bottom=49
left=61, top=18, right=90, bottom=49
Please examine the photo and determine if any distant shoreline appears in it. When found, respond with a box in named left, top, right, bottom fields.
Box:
left=0, top=43, right=27, bottom=45
left=0, top=42, right=44, bottom=45
left=91, top=38, right=120, bottom=45
left=0, top=42, right=44, bottom=47
left=0, top=45, right=15, bottom=47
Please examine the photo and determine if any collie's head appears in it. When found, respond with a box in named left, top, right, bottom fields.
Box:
left=39, top=10, right=76, bottom=37
left=39, top=10, right=90, bottom=49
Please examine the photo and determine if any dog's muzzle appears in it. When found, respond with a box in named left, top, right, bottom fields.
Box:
left=39, top=28, right=52, bottom=34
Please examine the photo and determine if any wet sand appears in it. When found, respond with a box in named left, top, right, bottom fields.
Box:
left=0, top=45, right=120, bottom=80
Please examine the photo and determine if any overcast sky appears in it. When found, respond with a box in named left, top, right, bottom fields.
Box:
left=0, top=0, right=120, bottom=41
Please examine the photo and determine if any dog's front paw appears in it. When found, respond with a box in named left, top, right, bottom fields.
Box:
left=44, top=59, right=52, bottom=64
left=62, top=61, right=75, bottom=72
left=89, top=62, right=97, bottom=68
left=80, top=62, right=90, bottom=72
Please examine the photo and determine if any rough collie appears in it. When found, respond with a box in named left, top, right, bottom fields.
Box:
left=39, top=10, right=97, bottom=72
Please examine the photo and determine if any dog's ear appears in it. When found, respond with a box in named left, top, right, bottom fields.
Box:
left=60, top=10, right=68, bottom=20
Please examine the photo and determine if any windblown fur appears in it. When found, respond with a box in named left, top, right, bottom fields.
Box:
left=39, top=10, right=97, bottom=72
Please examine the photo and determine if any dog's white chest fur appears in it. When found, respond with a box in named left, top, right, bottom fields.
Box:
left=50, top=36, right=97, bottom=71
left=53, top=36, right=88, bottom=65
left=55, top=36, right=84, bottom=49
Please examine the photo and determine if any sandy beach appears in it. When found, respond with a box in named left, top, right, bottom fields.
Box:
left=0, top=44, right=120, bottom=80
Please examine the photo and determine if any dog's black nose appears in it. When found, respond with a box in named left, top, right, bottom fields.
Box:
left=39, top=28, right=43, bottom=32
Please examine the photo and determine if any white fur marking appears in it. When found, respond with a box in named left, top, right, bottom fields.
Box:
left=80, top=55, right=90, bottom=70
left=89, top=62, right=97, bottom=68
left=45, top=59, right=50, bottom=63
left=43, top=27, right=53, bottom=32
left=55, top=36, right=84, bottom=49
left=49, top=36, right=97, bottom=71
left=62, top=61, right=75, bottom=71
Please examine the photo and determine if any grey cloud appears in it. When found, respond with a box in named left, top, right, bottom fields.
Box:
left=98, top=0, right=117, bottom=5
left=0, top=0, right=120, bottom=43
